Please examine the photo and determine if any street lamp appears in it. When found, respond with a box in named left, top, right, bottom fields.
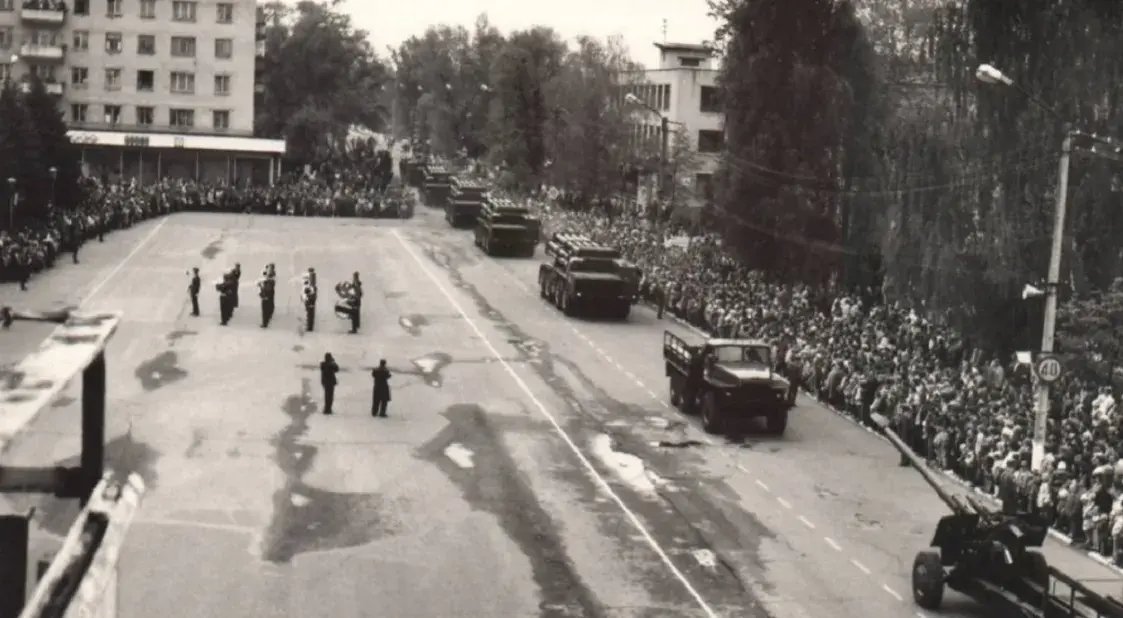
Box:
left=48, top=166, right=57, bottom=209
left=624, top=92, right=671, bottom=201
left=6, top=177, right=16, bottom=230
left=976, top=63, right=1075, bottom=472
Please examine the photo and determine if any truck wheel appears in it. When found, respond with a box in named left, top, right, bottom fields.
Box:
left=539, top=276, right=547, bottom=299
left=766, top=410, right=788, bottom=435
left=669, top=381, right=681, bottom=408
left=1024, top=551, right=1049, bottom=588
left=484, top=237, right=493, bottom=255
left=912, top=550, right=944, bottom=610
left=553, top=286, right=563, bottom=309
left=523, top=243, right=536, bottom=258
left=562, top=293, right=576, bottom=316
left=701, top=393, right=723, bottom=434
left=616, top=303, right=630, bottom=320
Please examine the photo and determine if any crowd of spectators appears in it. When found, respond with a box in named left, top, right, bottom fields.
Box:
left=531, top=197, right=1123, bottom=567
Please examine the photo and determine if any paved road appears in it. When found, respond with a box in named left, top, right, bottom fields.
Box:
left=1, top=206, right=1120, bottom=618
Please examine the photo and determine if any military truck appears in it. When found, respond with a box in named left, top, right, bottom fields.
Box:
left=421, top=164, right=454, bottom=208
left=446, top=177, right=489, bottom=227
left=538, top=233, right=636, bottom=319
left=663, top=331, right=794, bottom=435
left=474, top=198, right=541, bottom=257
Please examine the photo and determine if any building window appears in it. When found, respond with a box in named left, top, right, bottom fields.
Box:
left=136, top=69, right=154, bottom=91
left=137, top=34, right=155, bottom=55
left=73, top=0, right=88, bottom=14
left=214, top=38, right=232, bottom=59
left=697, top=130, right=723, bottom=154
left=0, top=27, right=10, bottom=50
left=171, top=36, right=195, bottom=57
left=0, top=64, right=10, bottom=82
left=73, top=31, right=89, bottom=51
left=213, top=73, right=230, bottom=95
left=104, top=104, right=122, bottom=125
left=680, top=57, right=701, bottom=68
left=70, top=66, right=88, bottom=88
left=695, top=173, right=714, bottom=203
left=104, top=68, right=121, bottom=91
left=0, top=0, right=11, bottom=10
left=170, top=71, right=194, bottom=93
left=136, top=106, right=154, bottom=126
left=140, top=0, right=155, bottom=18
left=700, top=86, right=720, bottom=113
left=105, top=32, right=122, bottom=54
left=32, top=64, right=53, bottom=81
left=71, top=103, right=88, bottom=123
left=216, top=2, right=233, bottom=23
left=29, top=30, right=56, bottom=47
left=213, top=110, right=229, bottom=130
left=172, top=1, right=196, bottom=21
left=170, top=108, right=194, bottom=128
left=106, top=0, right=122, bottom=17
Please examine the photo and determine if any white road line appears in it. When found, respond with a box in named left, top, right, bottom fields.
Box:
left=736, top=464, right=750, bottom=474
left=391, top=230, right=720, bottom=618
left=80, top=218, right=169, bottom=304
left=850, top=558, right=871, bottom=575
left=134, top=517, right=253, bottom=535
left=798, top=515, right=815, bottom=529
left=824, top=537, right=842, bottom=552
left=776, top=497, right=792, bottom=509
left=882, top=584, right=902, bottom=601
left=755, top=479, right=770, bottom=492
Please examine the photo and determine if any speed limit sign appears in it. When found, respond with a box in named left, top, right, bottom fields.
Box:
left=1035, top=355, right=1062, bottom=383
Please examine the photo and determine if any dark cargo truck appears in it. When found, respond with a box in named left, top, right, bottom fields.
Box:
left=421, top=164, right=454, bottom=208
left=538, top=233, right=635, bottom=319
left=474, top=199, right=541, bottom=257
left=663, top=331, right=794, bottom=435
left=446, top=177, right=489, bottom=227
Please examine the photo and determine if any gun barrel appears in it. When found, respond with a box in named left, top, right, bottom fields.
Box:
left=871, top=413, right=976, bottom=516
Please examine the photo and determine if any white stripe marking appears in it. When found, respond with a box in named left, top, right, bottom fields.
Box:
left=882, top=584, right=902, bottom=601
left=81, top=218, right=169, bottom=303
left=777, top=497, right=792, bottom=509
left=736, top=464, right=750, bottom=474
left=798, top=515, right=815, bottom=529
left=755, top=479, right=770, bottom=492
left=135, top=518, right=252, bottom=535
left=851, top=559, right=871, bottom=574
left=824, top=537, right=842, bottom=551
left=392, top=230, right=719, bottom=618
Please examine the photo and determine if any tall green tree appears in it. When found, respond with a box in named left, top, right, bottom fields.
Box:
left=0, top=81, right=43, bottom=227
left=486, top=27, right=566, bottom=189
left=24, top=75, right=82, bottom=211
left=255, top=0, right=388, bottom=165
left=714, top=0, right=879, bottom=283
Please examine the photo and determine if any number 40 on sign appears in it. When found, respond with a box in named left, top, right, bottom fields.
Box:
left=1035, top=355, right=1062, bottom=383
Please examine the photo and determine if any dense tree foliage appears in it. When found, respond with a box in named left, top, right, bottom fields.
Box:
left=0, top=77, right=82, bottom=229
left=255, top=0, right=389, bottom=166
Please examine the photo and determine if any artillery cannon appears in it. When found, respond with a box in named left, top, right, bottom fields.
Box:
left=872, top=412, right=1123, bottom=617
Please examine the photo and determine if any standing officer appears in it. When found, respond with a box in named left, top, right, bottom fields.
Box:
left=217, top=271, right=234, bottom=325
left=258, top=266, right=276, bottom=328
left=188, top=267, right=201, bottom=316
left=349, top=272, right=363, bottom=333
left=320, top=353, right=339, bottom=415
left=370, top=359, right=392, bottom=417
left=302, top=278, right=317, bottom=332
left=231, top=263, right=242, bottom=311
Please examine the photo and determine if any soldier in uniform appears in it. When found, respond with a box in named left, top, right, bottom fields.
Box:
left=188, top=267, right=201, bottom=316
left=216, top=271, right=235, bottom=325
left=320, top=353, right=339, bottom=415
left=231, top=263, right=242, bottom=310
left=349, top=272, right=363, bottom=333
left=258, top=264, right=276, bottom=328
left=370, top=359, right=392, bottom=417
left=302, top=277, right=318, bottom=332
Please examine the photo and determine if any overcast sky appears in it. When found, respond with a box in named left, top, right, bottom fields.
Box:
left=317, top=0, right=720, bottom=67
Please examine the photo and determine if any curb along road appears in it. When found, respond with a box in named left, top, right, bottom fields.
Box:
left=654, top=305, right=1123, bottom=578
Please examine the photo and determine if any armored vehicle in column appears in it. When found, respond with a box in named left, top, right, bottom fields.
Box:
left=663, top=331, right=794, bottom=435
left=474, top=199, right=541, bottom=257
left=538, top=233, right=636, bottom=319
left=446, top=177, right=489, bottom=227
left=421, top=164, right=454, bottom=208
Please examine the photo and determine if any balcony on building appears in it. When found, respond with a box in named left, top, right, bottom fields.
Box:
left=19, top=80, right=64, bottom=95
left=20, top=0, right=67, bottom=25
left=19, top=40, right=66, bottom=61
left=69, top=121, right=254, bottom=138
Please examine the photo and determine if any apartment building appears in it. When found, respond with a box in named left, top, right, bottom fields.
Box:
left=621, top=42, right=722, bottom=209
left=0, top=0, right=283, bottom=185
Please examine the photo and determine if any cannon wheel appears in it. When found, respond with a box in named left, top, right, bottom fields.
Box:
left=912, top=550, right=944, bottom=610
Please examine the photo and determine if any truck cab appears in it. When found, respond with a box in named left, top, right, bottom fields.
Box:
left=538, top=233, right=634, bottom=319
left=663, top=332, right=793, bottom=435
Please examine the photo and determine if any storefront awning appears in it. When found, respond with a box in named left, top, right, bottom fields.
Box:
left=67, top=130, right=286, bottom=155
